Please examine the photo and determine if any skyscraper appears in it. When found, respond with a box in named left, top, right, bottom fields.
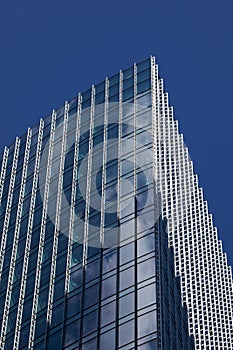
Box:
left=0, top=56, right=232, bottom=349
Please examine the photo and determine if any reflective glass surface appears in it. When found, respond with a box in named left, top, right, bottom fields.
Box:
left=0, top=58, right=194, bottom=350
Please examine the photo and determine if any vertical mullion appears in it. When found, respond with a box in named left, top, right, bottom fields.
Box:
left=100, top=78, right=109, bottom=247
left=151, top=56, right=159, bottom=213
left=46, top=101, right=69, bottom=327
left=61, top=94, right=82, bottom=349
left=0, top=129, right=32, bottom=345
left=0, top=138, right=20, bottom=278
left=116, top=70, right=123, bottom=350
left=151, top=58, right=163, bottom=348
left=0, top=147, right=9, bottom=206
left=97, top=78, right=109, bottom=350
left=133, top=62, right=138, bottom=348
left=13, top=119, right=44, bottom=349
left=82, top=86, right=95, bottom=267
left=28, top=111, right=56, bottom=349
left=79, top=87, right=95, bottom=349
left=64, top=93, right=82, bottom=295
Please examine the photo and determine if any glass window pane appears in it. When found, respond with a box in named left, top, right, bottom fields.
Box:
left=102, top=249, right=117, bottom=274
left=120, top=218, right=134, bottom=243
left=138, top=284, right=156, bottom=309
left=64, top=319, right=80, bottom=346
left=69, top=97, right=78, bottom=110
left=123, top=87, right=134, bottom=102
left=82, top=89, right=91, bottom=103
left=137, top=210, right=155, bottom=234
left=120, top=242, right=134, bottom=265
left=19, top=325, right=30, bottom=348
left=51, top=302, right=64, bottom=327
left=82, top=337, right=97, bottom=350
left=136, top=127, right=152, bottom=147
left=84, top=284, right=99, bottom=308
left=95, top=80, right=105, bottom=94
left=69, top=267, right=83, bottom=291
left=109, top=84, right=119, bottom=97
left=137, top=59, right=150, bottom=73
left=100, top=329, right=115, bottom=350
left=85, top=258, right=100, bottom=283
left=37, top=288, right=49, bottom=312
left=120, top=266, right=134, bottom=291
left=47, top=330, right=62, bottom=349
left=101, top=275, right=116, bottom=300
left=137, top=69, right=151, bottom=84
left=137, top=234, right=155, bottom=257
left=33, top=337, right=44, bottom=350
left=123, top=77, right=134, bottom=90
left=109, top=73, right=119, bottom=88
left=138, top=339, right=158, bottom=349
left=119, top=292, right=134, bottom=318
left=137, top=258, right=155, bottom=283
left=55, top=253, right=67, bottom=276
left=83, top=310, right=98, bottom=336
left=136, top=94, right=151, bottom=112
left=66, top=293, right=81, bottom=319
left=137, top=80, right=151, bottom=94
left=101, top=301, right=116, bottom=326
left=53, top=278, right=65, bottom=301
left=122, top=66, right=133, bottom=79
left=119, top=320, right=135, bottom=347
left=95, top=92, right=105, bottom=104
left=71, top=244, right=83, bottom=267
left=34, top=313, right=47, bottom=338
left=122, top=102, right=134, bottom=119
left=137, top=310, right=157, bottom=338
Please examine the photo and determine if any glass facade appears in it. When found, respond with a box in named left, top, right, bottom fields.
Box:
left=0, top=57, right=231, bottom=349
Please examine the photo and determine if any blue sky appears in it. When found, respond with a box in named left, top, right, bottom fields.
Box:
left=0, top=0, right=232, bottom=266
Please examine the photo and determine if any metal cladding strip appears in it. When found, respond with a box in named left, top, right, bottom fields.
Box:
left=133, top=63, right=138, bottom=347
left=151, top=58, right=164, bottom=348
left=167, top=106, right=180, bottom=269
left=82, top=86, right=95, bottom=267
left=205, top=217, right=217, bottom=341
left=133, top=63, right=137, bottom=205
left=13, top=119, right=44, bottom=349
left=215, top=241, right=233, bottom=345
left=208, top=223, right=220, bottom=348
left=150, top=57, right=158, bottom=202
left=151, top=57, right=162, bottom=211
left=176, top=119, right=189, bottom=282
left=115, top=69, right=122, bottom=350
left=65, top=94, right=82, bottom=294
left=153, top=71, right=162, bottom=227
left=100, top=78, right=109, bottom=246
left=0, top=129, right=32, bottom=345
left=227, top=264, right=233, bottom=345
left=28, top=111, right=56, bottom=349
left=46, top=101, right=69, bottom=325
left=0, top=147, right=9, bottom=205
left=162, top=92, right=172, bottom=244
left=0, top=138, right=20, bottom=277
left=117, top=71, right=123, bottom=228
